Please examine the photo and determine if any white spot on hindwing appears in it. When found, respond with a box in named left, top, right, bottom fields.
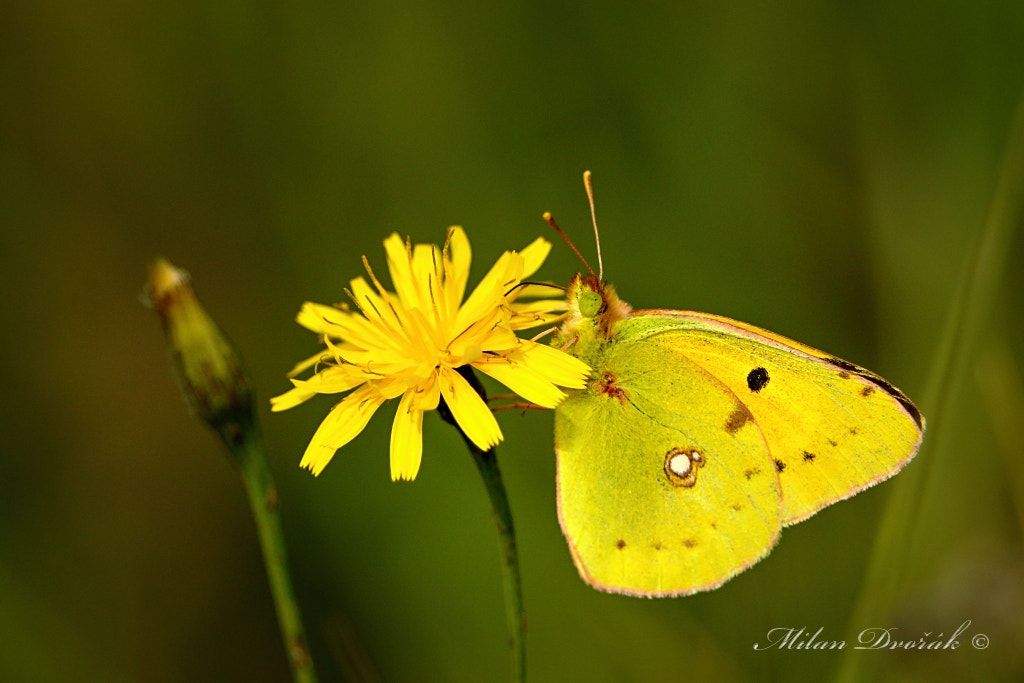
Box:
left=664, top=447, right=705, bottom=488
left=669, top=453, right=691, bottom=476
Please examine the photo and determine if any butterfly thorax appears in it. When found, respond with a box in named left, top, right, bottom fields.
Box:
left=555, top=274, right=632, bottom=363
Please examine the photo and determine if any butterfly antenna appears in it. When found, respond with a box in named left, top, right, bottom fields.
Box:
left=544, top=211, right=595, bottom=277
left=503, top=280, right=566, bottom=298
left=583, top=170, right=604, bottom=280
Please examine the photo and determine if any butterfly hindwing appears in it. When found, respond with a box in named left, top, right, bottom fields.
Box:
left=555, top=334, right=783, bottom=597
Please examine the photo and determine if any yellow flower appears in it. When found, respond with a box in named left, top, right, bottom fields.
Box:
left=272, top=227, right=591, bottom=480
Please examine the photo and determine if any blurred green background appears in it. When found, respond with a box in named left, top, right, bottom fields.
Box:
left=3, top=1, right=1024, bottom=681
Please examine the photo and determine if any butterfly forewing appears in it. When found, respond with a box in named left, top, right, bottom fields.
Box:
left=620, top=311, right=924, bottom=524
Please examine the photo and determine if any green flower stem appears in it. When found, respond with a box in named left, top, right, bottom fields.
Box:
left=147, top=259, right=320, bottom=683
left=146, top=259, right=317, bottom=679
left=470, top=444, right=526, bottom=683
left=230, top=429, right=320, bottom=683
left=439, top=367, right=526, bottom=683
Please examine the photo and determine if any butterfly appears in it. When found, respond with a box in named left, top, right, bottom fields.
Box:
left=550, top=172, right=924, bottom=597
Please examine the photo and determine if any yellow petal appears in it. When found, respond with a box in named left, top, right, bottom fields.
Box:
left=410, top=373, right=442, bottom=412
left=447, top=306, right=504, bottom=357
left=384, top=233, right=419, bottom=309
left=349, top=277, right=400, bottom=334
left=411, top=243, right=441, bottom=295
left=509, top=298, right=570, bottom=330
left=476, top=360, right=567, bottom=408
left=518, top=237, right=551, bottom=279
left=438, top=367, right=502, bottom=452
left=286, top=349, right=329, bottom=378
left=297, top=302, right=353, bottom=335
left=477, top=324, right=520, bottom=352
left=411, top=242, right=447, bottom=329
left=509, top=298, right=568, bottom=314
left=270, top=384, right=316, bottom=412
left=406, top=242, right=436, bottom=304
left=405, top=306, right=449, bottom=355
left=371, top=373, right=420, bottom=400
left=455, top=251, right=522, bottom=334
left=446, top=226, right=472, bottom=307
left=299, top=301, right=392, bottom=352
left=299, top=385, right=384, bottom=476
left=515, top=341, right=591, bottom=388
left=289, top=366, right=369, bottom=395
left=390, top=390, right=424, bottom=481
left=513, top=284, right=563, bottom=300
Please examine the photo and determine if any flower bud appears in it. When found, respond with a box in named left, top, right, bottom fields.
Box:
left=146, top=258, right=254, bottom=446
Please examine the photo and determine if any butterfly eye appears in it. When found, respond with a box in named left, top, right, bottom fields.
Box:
left=578, top=291, right=603, bottom=318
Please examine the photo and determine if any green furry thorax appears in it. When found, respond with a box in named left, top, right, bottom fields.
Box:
left=553, top=273, right=633, bottom=370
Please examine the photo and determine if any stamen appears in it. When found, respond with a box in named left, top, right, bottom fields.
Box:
left=440, top=232, right=455, bottom=322
left=343, top=285, right=407, bottom=352
left=427, top=274, right=445, bottom=338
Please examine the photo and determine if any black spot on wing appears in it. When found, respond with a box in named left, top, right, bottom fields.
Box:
left=861, top=385, right=875, bottom=397
left=802, top=450, right=816, bottom=462
left=774, top=459, right=786, bottom=472
left=615, top=539, right=626, bottom=550
left=747, top=367, right=770, bottom=392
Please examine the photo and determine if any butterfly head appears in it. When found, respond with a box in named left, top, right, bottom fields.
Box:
left=558, top=273, right=632, bottom=347
left=548, top=171, right=631, bottom=347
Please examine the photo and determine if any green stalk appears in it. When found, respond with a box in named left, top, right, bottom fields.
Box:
left=439, top=367, right=526, bottom=683
left=470, top=443, right=526, bottom=683
left=230, top=430, right=319, bottom=683
left=146, top=259, right=320, bottom=683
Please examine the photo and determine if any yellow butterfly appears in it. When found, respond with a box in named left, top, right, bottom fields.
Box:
left=551, top=172, right=924, bottom=597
